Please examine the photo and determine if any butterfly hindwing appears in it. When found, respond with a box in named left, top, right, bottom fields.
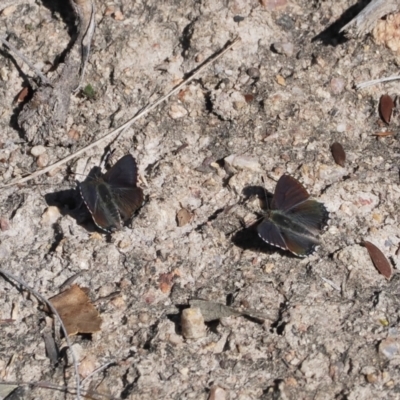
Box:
left=80, top=180, right=122, bottom=231
left=257, top=219, right=288, bottom=251
left=279, top=228, right=319, bottom=257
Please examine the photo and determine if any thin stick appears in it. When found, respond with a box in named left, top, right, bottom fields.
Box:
left=81, top=361, right=113, bottom=386
left=356, top=75, right=400, bottom=89
left=0, top=268, right=81, bottom=400
left=0, top=37, right=52, bottom=85
left=2, top=37, right=241, bottom=188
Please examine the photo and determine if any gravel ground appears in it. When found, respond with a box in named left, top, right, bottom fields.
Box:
left=1, top=1, right=400, bottom=399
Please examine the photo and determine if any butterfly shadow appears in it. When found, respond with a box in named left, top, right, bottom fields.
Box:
left=231, top=185, right=299, bottom=258
left=44, top=167, right=107, bottom=233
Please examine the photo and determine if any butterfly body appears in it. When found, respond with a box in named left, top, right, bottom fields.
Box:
left=79, top=154, right=143, bottom=232
left=257, top=175, right=328, bottom=257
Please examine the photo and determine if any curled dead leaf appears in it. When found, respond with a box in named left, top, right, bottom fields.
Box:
left=49, top=284, right=102, bottom=336
left=373, top=131, right=395, bottom=137
left=330, top=142, right=346, bottom=167
left=379, top=94, right=394, bottom=124
left=364, top=241, right=393, bottom=280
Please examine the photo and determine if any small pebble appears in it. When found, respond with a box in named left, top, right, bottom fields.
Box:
left=181, top=307, right=207, bottom=339
left=0, top=218, right=10, bottom=231
left=260, top=0, right=287, bottom=10
left=330, top=77, right=345, bottom=94
left=169, top=103, right=188, bottom=119
left=78, top=355, right=97, bottom=379
left=31, top=145, right=46, bottom=157
left=68, top=129, right=80, bottom=141
left=176, top=208, right=192, bottom=227
left=41, top=206, right=61, bottom=226
left=224, top=154, right=260, bottom=171
left=246, top=67, right=260, bottom=79
left=272, top=41, right=294, bottom=57
left=209, top=386, right=227, bottom=400
left=37, top=153, right=49, bottom=168
left=1, top=6, right=17, bottom=16
left=276, top=75, right=286, bottom=86
left=113, top=9, right=124, bottom=20
left=379, top=337, right=399, bottom=360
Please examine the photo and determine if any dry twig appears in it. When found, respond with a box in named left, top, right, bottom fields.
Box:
left=1, top=37, right=241, bottom=188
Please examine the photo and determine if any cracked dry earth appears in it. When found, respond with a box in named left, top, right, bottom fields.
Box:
left=1, top=1, right=400, bottom=399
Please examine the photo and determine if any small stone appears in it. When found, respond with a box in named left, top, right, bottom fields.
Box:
left=176, top=208, right=192, bottom=227
left=260, top=0, right=287, bottom=10
left=247, top=67, right=260, bottom=78
left=224, top=154, right=260, bottom=171
left=169, top=103, right=188, bottom=119
left=272, top=41, right=294, bottom=57
left=47, top=168, right=60, bottom=177
left=209, top=386, right=227, bottom=400
left=276, top=75, right=286, bottom=86
left=379, top=337, right=399, bottom=360
left=0, top=218, right=10, bottom=231
left=181, top=307, right=207, bottom=339
left=330, top=77, right=345, bottom=94
left=68, top=129, right=80, bottom=141
left=138, top=312, right=150, bottom=324
left=1, top=6, right=17, bottom=16
left=113, top=9, right=124, bottom=20
left=37, top=153, right=49, bottom=168
left=264, top=263, right=275, bottom=273
left=41, top=206, right=61, bottom=226
left=31, top=145, right=46, bottom=157
left=104, top=5, right=115, bottom=16
left=78, top=355, right=97, bottom=379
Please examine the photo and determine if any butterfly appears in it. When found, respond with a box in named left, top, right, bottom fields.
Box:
left=79, top=154, right=143, bottom=232
left=257, top=175, right=328, bottom=257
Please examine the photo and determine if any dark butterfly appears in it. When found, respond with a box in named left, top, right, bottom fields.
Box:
left=79, top=154, right=143, bottom=232
left=257, top=175, right=328, bottom=257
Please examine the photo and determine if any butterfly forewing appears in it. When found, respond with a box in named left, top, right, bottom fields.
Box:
left=104, top=154, right=138, bottom=188
left=271, top=175, right=310, bottom=211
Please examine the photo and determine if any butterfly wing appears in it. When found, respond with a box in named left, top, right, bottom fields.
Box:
left=79, top=180, right=122, bottom=232
left=103, top=154, right=143, bottom=221
left=257, top=219, right=288, bottom=251
left=271, top=175, right=310, bottom=211
left=286, top=199, right=329, bottom=233
left=111, top=186, right=144, bottom=221
left=279, top=229, right=319, bottom=257
left=104, top=154, right=138, bottom=187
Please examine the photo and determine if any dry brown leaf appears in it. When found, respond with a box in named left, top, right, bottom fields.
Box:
left=364, top=241, right=393, bottom=280
left=49, top=284, right=102, bottom=336
left=379, top=94, right=394, bottom=124
left=373, top=131, right=395, bottom=137
left=330, top=142, right=346, bottom=167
